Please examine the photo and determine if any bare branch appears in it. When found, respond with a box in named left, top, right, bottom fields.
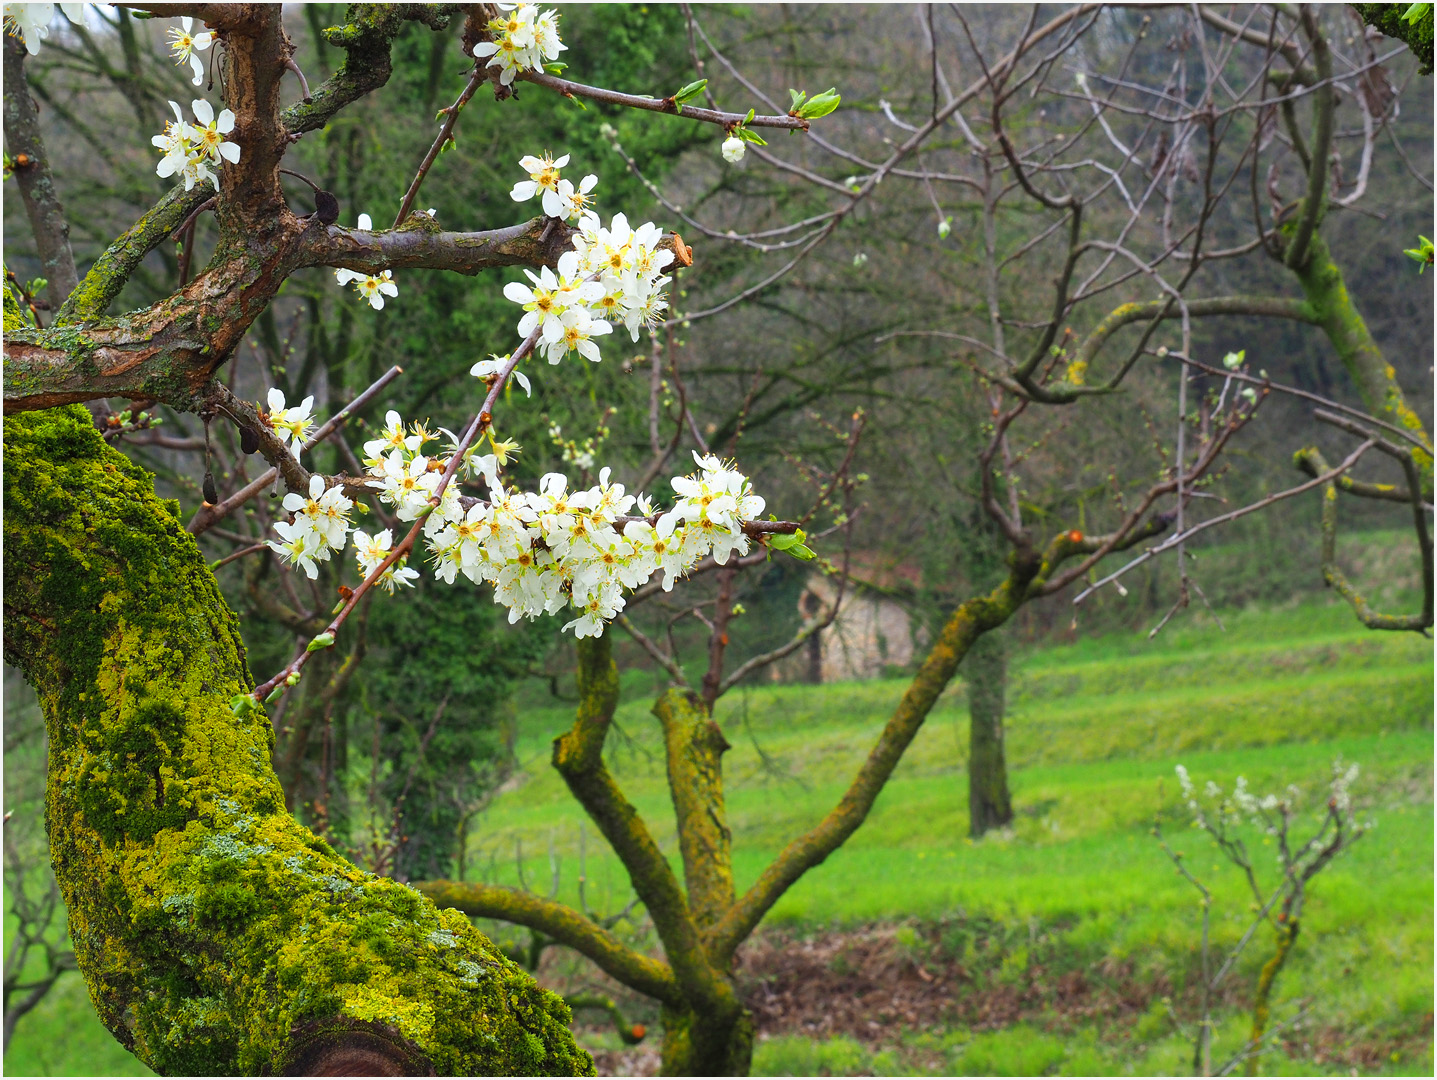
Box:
left=3, top=35, right=78, bottom=311
left=514, top=69, right=810, bottom=132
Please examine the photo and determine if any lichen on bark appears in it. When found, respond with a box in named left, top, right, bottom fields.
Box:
left=1287, top=229, right=1433, bottom=486
left=3, top=406, right=592, bottom=1076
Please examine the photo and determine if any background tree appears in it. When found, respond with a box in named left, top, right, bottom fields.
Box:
left=423, top=8, right=1430, bottom=1075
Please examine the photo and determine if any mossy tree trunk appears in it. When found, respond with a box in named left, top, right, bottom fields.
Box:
left=1245, top=921, right=1299, bottom=1076
left=965, top=631, right=1013, bottom=837
left=658, top=1004, right=755, bottom=1076
left=3, top=407, right=591, bottom=1076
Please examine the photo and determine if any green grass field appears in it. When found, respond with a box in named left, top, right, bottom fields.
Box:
left=5, top=595, right=1432, bottom=1076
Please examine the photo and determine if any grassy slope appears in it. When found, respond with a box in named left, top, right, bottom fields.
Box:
left=6, top=597, right=1432, bottom=1076
left=490, top=598, right=1434, bottom=1075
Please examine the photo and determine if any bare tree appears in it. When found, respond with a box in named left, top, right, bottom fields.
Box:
left=1156, top=761, right=1368, bottom=1076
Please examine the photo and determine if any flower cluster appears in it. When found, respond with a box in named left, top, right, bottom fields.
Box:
left=167, top=16, right=213, bottom=86
left=473, top=3, right=565, bottom=87
left=1174, top=761, right=1365, bottom=837
left=504, top=157, right=673, bottom=368
left=153, top=98, right=240, bottom=191
left=3, top=3, right=83, bottom=55
left=334, top=214, right=400, bottom=309
left=266, top=474, right=355, bottom=580
left=265, top=400, right=767, bottom=638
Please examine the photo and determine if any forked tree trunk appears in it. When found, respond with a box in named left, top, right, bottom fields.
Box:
left=966, top=631, right=1013, bottom=837
left=2, top=406, right=590, bottom=1076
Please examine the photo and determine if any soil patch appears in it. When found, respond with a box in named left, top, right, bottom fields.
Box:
left=550, top=920, right=1429, bottom=1076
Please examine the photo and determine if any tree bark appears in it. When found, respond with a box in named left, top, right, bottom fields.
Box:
left=655, top=689, right=735, bottom=930
left=2, top=406, right=591, bottom=1076
left=659, top=1002, right=754, bottom=1077
left=966, top=631, right=1013, bottom=837
left=3, top=33, right=79, bottom=313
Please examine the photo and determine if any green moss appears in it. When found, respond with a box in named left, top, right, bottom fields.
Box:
left=56, top=184, right=214, bottom=323
left=1290, top=231, right=1433, bottom=487
left=397, top=210, right=443, bottom=234
left=1353, top=4, right=1434, bottom=74
left=3, top=406, right=592, bottom=1076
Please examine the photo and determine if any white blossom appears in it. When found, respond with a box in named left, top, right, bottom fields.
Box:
left=721, top=135, right=745, bottom=163
left=167, top=16, right=213, bottom=86
left=544, top=307, right=611, bottom=364
left=189, top=97, right=241, bottom=165
left=335, top=215, right=398, bottom=308
left=510, top=152, right=569, bottom=214
left=474, top=4, right=565, bottom=86
left=151, top=98, right=239, bottom=190
left=266, top=388, right=314, bottom=459
left=268, top=519, right=324, bottom=579
left=3, top=3, right=83, bottom=55
left=555, top=174, right=599, bottom=227
left=282, top=474, right=353, bottom=551
left=152, top=101, right=195, bottom=185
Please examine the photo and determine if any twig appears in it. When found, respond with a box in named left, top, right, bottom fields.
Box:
left=210, top=542, right=268, bottom=571
left=394, top=65, right=485, bottom=228
left=1074, top=438, right=1377, bottom=606
left=170, top=195, right=217, bottom=242
left=515, top=68, right=810, bottom=132
left=188, top=365, right=404, bottom=536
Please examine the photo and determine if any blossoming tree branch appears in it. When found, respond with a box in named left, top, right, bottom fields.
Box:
left=2, top=3, right=834, bottom=1075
